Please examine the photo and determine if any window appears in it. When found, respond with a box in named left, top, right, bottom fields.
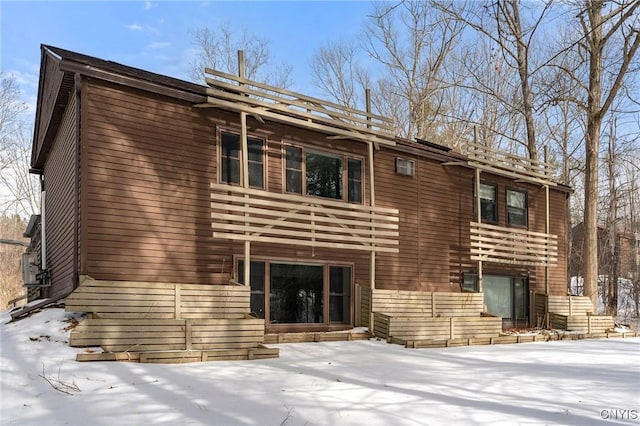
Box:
left=270, top=263, right=324, bottom=324
left=236, top=259, right=353, bottom=328
left=507, top=189, right=527, bottom=227
left=306, top=151, right=343, bottom=200
left=247, top=138, right=264, bottom=188
left=462, top=272, right=478, bottom=292
left=329, top=266, right=351, bottom=323
left=396, top=158, right=415, bottom=176
left=220, top=131, right=264, bottom=189
left=221, top=132, right=240, bottom=185
left=347, top=158, right=362, bottom=203
left=483, top=275, right=528, bottom=323
left=238, top=261, right=266, bottom=319
left=285, top=146, right=302, bottom=194
left=285, top=145, right=363, bottom=203
left=477, top=183, right=497, bottom=223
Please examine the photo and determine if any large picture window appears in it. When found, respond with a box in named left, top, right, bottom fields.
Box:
left=285, top=145, right=363, bottom=203
left=220, top=131, right=265, bottom=189
left=507, top=189, right=527, bottom=227
left=306, top=151, right=343, bottom=200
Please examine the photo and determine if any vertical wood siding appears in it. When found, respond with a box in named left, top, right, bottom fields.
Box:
left=44, top=92, right=77, bottom=298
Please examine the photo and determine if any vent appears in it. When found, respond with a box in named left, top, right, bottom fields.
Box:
left=396, top=158, right=415, bottom=176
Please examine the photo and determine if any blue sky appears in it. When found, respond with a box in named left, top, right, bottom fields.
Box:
left=1, top=0, right=373, bottom=118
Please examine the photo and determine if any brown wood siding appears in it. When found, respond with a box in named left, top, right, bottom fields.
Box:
left=82, top=78, right=567, bottom=296
left=84, top=80, right=371, bottom=285
left=375, top=147, right=568, bottom=294
left=34, top=53, right=64, bottom=163
left=44, top=91, right=77, bottom=298
left=85, top=80, right=223, bottom=283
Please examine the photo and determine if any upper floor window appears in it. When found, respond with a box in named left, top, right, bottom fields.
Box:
left=347, top=158, right=362, bottom=203
left=285, top=145, right=363, bottom=203
left=306, top=150, right=343, bottom=200
left=478, top=183, right=497, bottom=223
left=507, top=189, right=527, bottom=227
left=220, top=131, right=265, bottom=189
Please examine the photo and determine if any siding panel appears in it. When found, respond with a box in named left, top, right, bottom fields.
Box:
left=44, top=92, right=77, bottom=297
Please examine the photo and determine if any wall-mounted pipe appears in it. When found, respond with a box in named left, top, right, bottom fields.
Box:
left=40, top=176, right=47, bottom=271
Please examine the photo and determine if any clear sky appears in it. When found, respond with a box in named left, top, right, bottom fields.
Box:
left=1, top=0, right=374, bottom=119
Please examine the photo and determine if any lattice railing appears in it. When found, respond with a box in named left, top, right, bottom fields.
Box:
left=470, top=221, right=558, bottom=266
left=211, top=183, right=399, bottom=253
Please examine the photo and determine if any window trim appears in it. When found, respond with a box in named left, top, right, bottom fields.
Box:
left=283, top=142, right=365, bottom=204
left=217, top=128, right=267, bottom=189
left=506, top=187, right=528, bottom=228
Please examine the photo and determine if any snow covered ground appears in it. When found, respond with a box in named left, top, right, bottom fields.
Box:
left=1, top=308, right=639, bottom=426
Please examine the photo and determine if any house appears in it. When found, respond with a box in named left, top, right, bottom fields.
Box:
left=20, top=45, right=594, bottom=360
left=570, top=223, right=640, bottom=282
left=570, top=222, right=640, bottom=316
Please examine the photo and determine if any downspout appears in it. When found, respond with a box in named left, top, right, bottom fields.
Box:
left=40, top=176, right=47, bottom=272
left=74, top=72, right=81, bottom=289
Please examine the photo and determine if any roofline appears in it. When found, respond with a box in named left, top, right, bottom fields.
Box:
left=33, top=45, right=572, bottom=193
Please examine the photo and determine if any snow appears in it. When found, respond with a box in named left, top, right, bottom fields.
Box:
left=1, top=308, right=639, bottom=426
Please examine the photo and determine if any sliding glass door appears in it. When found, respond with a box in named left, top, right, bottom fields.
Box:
left=238, top=260, right=352, bottom=329
left=483, top=275, right=529, bottom=326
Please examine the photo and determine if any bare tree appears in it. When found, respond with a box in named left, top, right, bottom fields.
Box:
left=311, top=1, right=466, bottom=141
left=311, top=40, right=371, bottom=111
left=189, top=23, right=293, bottom=88
left=362, top=1, right=467, bottom=140
left=0, top=126, right=39, bottom=217
left=576, top=0, right=640, bottom=310
left=0, top=72, right=38, bottom=218
left=436, top=0, right=555, bottom=160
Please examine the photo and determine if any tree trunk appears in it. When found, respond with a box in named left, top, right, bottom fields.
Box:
left=582, top=0, right=604, bottom=313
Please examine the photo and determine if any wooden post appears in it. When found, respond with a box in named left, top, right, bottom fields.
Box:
left=450, top=317, right=455, bottom=339
left=431, top=292, right=436, bottom=318
left=544, top=146, right=550, bottom=296
left=174, top=284, right=182, bottom=319
left=475, top=166, right=483, bottom=293
left=369, top=141, right=376, bottom=292
left=367, top=89, right=376, bottom=296
left=238, top=50, right=251, bottom=288
left=185, top=320, right=192, bottom=351
left=569, top=295, right=573, bottom=317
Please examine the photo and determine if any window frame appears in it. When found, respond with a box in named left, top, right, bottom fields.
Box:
left=474, top=181, right=498, bottom=224
left=283, top=142, right=365, bottom=204
left=395, top=157, right=415, bottom=176
left=506, top=187, right=528, bottom=228
left=218, top=129, right=267, bottom=189
left=461, top=272, right=479, bottom=293
left=234, top=255, right=354, bottom=329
